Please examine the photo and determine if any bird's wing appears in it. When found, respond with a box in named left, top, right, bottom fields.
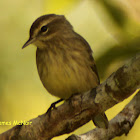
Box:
left=73, top=32, right=100, bottom=84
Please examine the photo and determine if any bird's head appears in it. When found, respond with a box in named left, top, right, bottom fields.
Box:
left=22, top=14, right=73, bottom=49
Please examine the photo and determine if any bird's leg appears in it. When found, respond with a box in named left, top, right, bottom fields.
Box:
left=46, top=99, right=63, bottom=115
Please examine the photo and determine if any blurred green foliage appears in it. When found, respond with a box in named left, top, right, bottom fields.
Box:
left=100, top=0, right=127, bottom=27
left=90, top=0, right=140, bottom=80
left=97, top=37, right=140, bottom=79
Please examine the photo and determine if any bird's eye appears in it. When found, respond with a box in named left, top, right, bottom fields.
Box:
left=41, top=26, right=48, bottom=32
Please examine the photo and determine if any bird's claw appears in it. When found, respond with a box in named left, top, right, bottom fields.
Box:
left=46, top=99, right=63, bottom=117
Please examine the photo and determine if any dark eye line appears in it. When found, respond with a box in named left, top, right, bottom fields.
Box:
left=41, top=25, right=48, bottom=32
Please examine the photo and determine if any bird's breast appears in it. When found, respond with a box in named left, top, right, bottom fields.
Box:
left=36, top=49, right=98, bottom=99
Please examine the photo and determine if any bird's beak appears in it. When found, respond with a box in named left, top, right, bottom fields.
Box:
left=22, top=37, right=36, bottom=49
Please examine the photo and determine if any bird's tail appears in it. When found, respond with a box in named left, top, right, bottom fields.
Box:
left=92, top=113, right=109, bottom=129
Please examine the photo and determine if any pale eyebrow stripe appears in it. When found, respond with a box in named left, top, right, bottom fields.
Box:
left=39, top=15, right=64, bottom=27
left=32, top=16, right=64, bottom=37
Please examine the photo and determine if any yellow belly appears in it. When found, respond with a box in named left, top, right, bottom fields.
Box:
left=37, top=52, right=98, bottom=99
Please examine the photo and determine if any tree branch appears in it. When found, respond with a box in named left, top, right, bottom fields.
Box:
left=67, top=90, right=140, bottom=140
left=0, top=54, right=139, bottom=140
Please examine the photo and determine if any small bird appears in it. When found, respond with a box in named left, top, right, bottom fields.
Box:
left=22, top=14, right=108, bottom=128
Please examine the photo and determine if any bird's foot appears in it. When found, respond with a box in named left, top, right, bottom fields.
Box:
left=46, top=99, right=63, bottom=117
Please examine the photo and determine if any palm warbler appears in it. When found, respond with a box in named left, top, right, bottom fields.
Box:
left=22, top=14, right=108, bottom=128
